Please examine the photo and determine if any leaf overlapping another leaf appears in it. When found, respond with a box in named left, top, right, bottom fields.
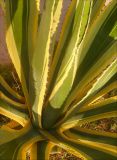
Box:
left=0, top=0, right=117, bottom=160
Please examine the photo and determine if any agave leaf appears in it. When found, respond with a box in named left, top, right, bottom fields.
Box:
left=51, top=127, right=117, bottom=160
left=29, top=0, right=65, bottom=107
left=46, top=0, right=77, bottom=96
left=33, top=141, right=54, bottom=160
left=50, top=130, right=93, bottom=160
left=5, top=0, right=32, bottom=86
left=64, top=128, right=117, bottom=154
left=42, top=0, right=117, bottom=129
left=0, top=91, right=26, bottom=109
left=49, top=0, right=92, bottom=108
left=0, top=126, right=44, bottom=160
left=42, top=0, right=93, bottom=129
left=72, top=1, right=117, bottom=90
left=40, top=129, right=89, bottom=160
left=82, top=73, right=117, bottom=110
left=75, top=58, right=116, bottom=108
left=63, top=42, right=117, bottom=117
left=62, top=101, right=117, bottom=128
left=79, top=81, right=117, bottom=111
left=28, top=0, right=40, bottom=60
left=43, top=129, right=116, bottom=160
left=5, top=0, right=30, bottom=114
left=0, top=126, right=22, bottom=145
left=74, top=0, right=116, bottom=73
left=33, top=129, right=117, bottom=160
left=78, top=96, right=117, bottom=114
left=78, top=111, right=116, bottom=126
left=90, top=0, right=106, bottom=24
left=0, top=124, right=31, bottom=144
left=0, top=75, right=24, bottom=102
left=72, top=126, right=117, bottom=138
left=57, top=129, right=117, bottom=160
left=29, top=143, right=37, bottom=160
left=1, top=0, right=117, bottom=159
left=0, top=99, right=29, bottom=126
left=30, top=0, right=58, bottom=128
left=61, top=97, right=116, bottom=129
left=102, top=72, right=117, bottom=89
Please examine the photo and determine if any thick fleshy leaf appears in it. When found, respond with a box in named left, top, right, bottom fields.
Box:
left=0, top=125, right=44, bottom=160
left=28, top=0, right=40, bottom=60
left=72, top=0, right=117, bottom=89
left=29, top=0, right=65, bottom=105
left=30, top=0, right=57, bottom=128
left=90, top=0, right=106, bottom=24
left=0, top=75, right=24, bottom=102
left=61, top=101, right=117, bottom=129
left=78, top=81, right=117, bottom=111
left=0, top=99, right=29, bottom=126
left=42, top=0, right=93, bottom=129
left=0, top=91, right=26, bottom=109
left=39, top=129, right=88, bottom=160
left=57, top=130, right=117, bottom=160
left=49, top=0, right=92, bottom=109
left=5, top=0, right=31, bottom=114
left=63, top=42, right=117, bottom=118
left=29, top=143, right=37, bottom=160
left=76, top=102, right=117, bottom=125
left=1, top=1, right=117, bottom=160
left=0, top=125, right=22, bottom=145
left=29, top=141, right=54, bottom=160
left=36, top=141, right=54, bottom=160
left=47, top=0, right=77, bottom=91
left=50, top=129, right=117, bottom=160
left=64, top=128, right=117, bottom=156
left=78, top=96, right=117, bottom=114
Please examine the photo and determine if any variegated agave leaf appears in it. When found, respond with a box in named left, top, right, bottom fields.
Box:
left=0, top=0, right=117, bottom=160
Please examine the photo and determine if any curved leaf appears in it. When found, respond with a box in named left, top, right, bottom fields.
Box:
left=0, top=99, right=29, bottom=126
left=0, top=126, right=44, bottom=160
left=0, top=75, right=24, bottom=102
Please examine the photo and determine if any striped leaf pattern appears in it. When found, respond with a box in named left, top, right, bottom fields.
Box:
left=0, top=0, right=117, bottom=159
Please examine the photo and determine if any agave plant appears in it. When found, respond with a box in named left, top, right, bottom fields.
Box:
left=0, top=0, right=117, bottom=159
